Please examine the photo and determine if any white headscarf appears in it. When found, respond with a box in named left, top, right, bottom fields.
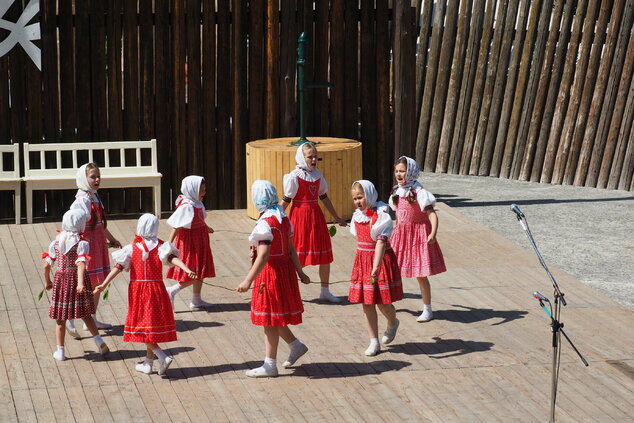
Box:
left=135, top=213, right=160, bottom=260
left=394, top=156, right=423, bottom=197
left=175, top=175, right=205, bottom=208
left=351, top=180, right=386, bottom=223
left=252, top=180, right=285, bottom=223
left=295, top=142, right=315, bottom=172
left=56, top=209, right=87, bottom=254
left=75, top=163, right=99, bottom=202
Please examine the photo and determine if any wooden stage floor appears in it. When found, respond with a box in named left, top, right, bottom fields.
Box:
left=1, top=204, right=632, bottom=422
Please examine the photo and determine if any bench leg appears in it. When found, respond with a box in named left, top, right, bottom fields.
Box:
left=26, top=185, right=33, bottom=224
left=15, top=185, right=21, bottom=225
left=154, top=185, right=161, bottom=219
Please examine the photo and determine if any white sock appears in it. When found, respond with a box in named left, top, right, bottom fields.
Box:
left=289, top=339, right=302, bottom=350
left=169, top=284, right=181, bottom=294
left=192, top=293, right=202, bottom=302
left=93, top=335, right=104, bottom=346
left=153, top=347, right=167, bottom=361
left=320, top=286, right=330, bottom=295
left=57, top=346, right=65, bottom=354
left=263, top=357, right=277, bottom=369
left=423, top=304, right=432, bottom=311
left=369, top=338, right=380, bottom=349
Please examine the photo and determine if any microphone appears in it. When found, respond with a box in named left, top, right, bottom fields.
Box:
left=533, top=291, right=550, bottom=302
left=510, top=203, right=525, bottom=218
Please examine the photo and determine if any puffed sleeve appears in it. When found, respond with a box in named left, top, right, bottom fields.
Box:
left=370, top=209, right=394, bottom=241
left=111, top=244, right=133, bottom=271
left=416, top=188, right=437, bottom=211
left=283, top=172, right=299, bottom=200
left=388, top=194, right=396, bottom=211
left=349, top=221, right=357, bottom=237
left=318, top=173, right=328, bottom=195
left=69, top=196, right=91, bottom=216
left=158, top=241, right=180, bottom=266
left=166, top=203, right=195, bottom=229
left=75, top=240, right=91, bottom=264
left=42, top=241, right=57, bottom=265
left=248, top=220, right=273, bottom=245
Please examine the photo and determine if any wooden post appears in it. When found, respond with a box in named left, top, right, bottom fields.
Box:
left=233, top=0, right=248, bottom=207
left=202, top=0, right=218, bottom=209
left=266, top=0, right=280, bottom=139
left=394, top=2, right=417, bottom=158
left=360, top=0, right=377, bottom=182
left=376, top=0, right=392, bottom=197
left=415, top=1, right=434, bottom=122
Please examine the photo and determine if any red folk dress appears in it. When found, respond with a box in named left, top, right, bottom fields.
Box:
left=390, top=196, right=447, bottom=278
left=349, top=212, right=403, bottom=305
left=46, top=242, right=95, bottom=320
left=250, top=216, right=304, bottom=326
left=166, top=206, right=215, bottom=281
left=288, top=177, right=333, bottom=266
left=82, top=198, right=111, bottom=285
left=123, top=241, right=177, bottom=343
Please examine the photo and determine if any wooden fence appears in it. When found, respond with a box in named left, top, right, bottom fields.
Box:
left=413, top=0, right=634, bottom=191
left=1, top=0, right=632, bottom=222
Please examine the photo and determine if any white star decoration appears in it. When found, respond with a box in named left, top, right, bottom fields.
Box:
left=0, top=0, right=41, bottom=70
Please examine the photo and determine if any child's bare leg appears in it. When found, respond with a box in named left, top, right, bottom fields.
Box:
left=246, top=326, right=280, bottom=377
left=80, top=316, right=109, bottom=356
left=378, top=303, right=400, bottom=345
left=279, top=326, right=309, bottom=368
left=53, top=320, right=67, bottom=360
left=362, top=305, right=381, bottom=356
left=318, top=263, right=341, bottom=302
left=190, top=279, right=212, bottom=308
left=416, top=276, right=434, bottom=322
left=90, top=292, right=112, bottom=329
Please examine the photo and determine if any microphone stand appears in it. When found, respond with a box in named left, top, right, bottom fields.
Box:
left=513, top=210, right=588, bottom=423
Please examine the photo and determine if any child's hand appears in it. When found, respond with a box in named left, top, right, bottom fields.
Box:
left=249, top=245, right=257, bottom=260
left=299, top=272, right=311, bottom=285
left=336, top=217, right=348, bottom=227
left=45, top=280, right=53, bottom=290
left=236, top=280, right=252, bottom=293
left=186, top=270, right=197, bottom=279
left=109, top=239, right=122, bottom=248
left=427, top=233, right=437, bottom=244
left=93, top=283, right=107, bottom=294
left=207, top=225, right=215, bottom=234
left=77, top=283, right=87, bottom=294
left=370, top=269, right=379, bottom=280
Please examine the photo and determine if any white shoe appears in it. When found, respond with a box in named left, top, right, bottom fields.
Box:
left=135, top=362, right=153, bottom=374
left=319, top=290, right=342, bottom=303
left=417, top=308, right=433, bottom=322
left=381, top=319, right=400, bottom=345
left=98, top=342, right=110, bottom=356
left=167, top=285, right=179, bottom=307
left=282, top=343, right=308, bottom=368
left=365, top=343, right=380, bottom=356
left=245, top=365, right=278, bottom=378
left=52, top=350, right=66, bottom=361
left=189, top=299, right=213, bottom=309
left=157, top=356, right=173, bottom=375
left=65, top=320, right=80, bottom=339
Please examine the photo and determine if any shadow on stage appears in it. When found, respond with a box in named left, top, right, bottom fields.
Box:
left=389, top=337, right=494, bottom=359
left=397, top=303, right=527, bottom=326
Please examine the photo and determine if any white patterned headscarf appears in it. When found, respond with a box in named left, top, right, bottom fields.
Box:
left=252, top=180, right=285, bottom=223
left=400, top=156, right=420, bottom=187
left=135, top=213, right=160, bottom=260
left=295, top=142, right=315, bottom=172
left=57, top=209, right=88, bottom=253
left=175, top=175, right=205, bottom=208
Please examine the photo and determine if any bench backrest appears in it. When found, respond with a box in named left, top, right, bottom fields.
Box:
left=23, top=140, right=158, bottom=179
left=0, top=144, right=20, bottom=180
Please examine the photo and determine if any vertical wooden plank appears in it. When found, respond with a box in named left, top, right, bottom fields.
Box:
left=469, top=0, right=511, bottom=175
left=415, top=0, right=446, bottom=165
left=40, top=0, right=60, bottom=142
left=415, top=0, right=434, bottom=120
left=90, top=0, right=107, bottom=143
left=375, top=0, right=392, bottom=196
left=279, top=0, right=296, bottom=137
left=425, top=0, right=459, bottom=172
left=216, top=0, right=232, bottom=208
left=449, top=0, right=486, bottom=174
left=58, top=0, right=76, bottom=141
left=518, top=0, right=567, bottom=180
left=187, top=0, right=202, bottom=175
left=360, top=0, right=377, bottom=181
left=265, top=0, right=280, bottom=138
left=202, top=0, right=218, bottom=209
left=7, top=4, right=27, bottom=146
left=154, top=0, right=171, bottom=213
left=583, top=1, right=633, bottom=187
left=561, top=0, right=612, bottom=185
left=75, top=0, right=92, bottom=141
left=297, top=0, right=315, bottom=136
left=232, top=0, right=248, bottom=207
left=249, top=0, right=265, bottom=141
left=139, top=0, right=154, bottom=141
left=499, top=0, right=543, bottom=178
left=343, top=0, right=359, bottom=140
left=393, top=2, right=417, bottom=157
left=107, top=0, right=124, bottom=141
left=618, top=121, right=634, bottom=190
left=0, top=56, right=9, bottom=145
left=551, top=0, right=600, bottom=184
left=330, top=0, right=345, bottom=137
left=540, top=0, right=589, bottom=183
left=459, top=0, right=497, bottom=175
left=173, top=0, right=187, bottom=190
left=313, top=0, right=329, bottom=135
left=437, top=0, right=473, bottom=173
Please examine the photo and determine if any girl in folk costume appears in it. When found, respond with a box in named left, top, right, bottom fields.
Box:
left=165, top=176, right=215, bottom=309
left=94, top=214, right=196, bottom=375
left=349, top=180, right=402, bottom=356
left=42, top=209, right=111, bottom=361
left=279, top=142, right=347, bottom=303
left=389, top=156, right=446, bottom=322
left=66, top=163, right=122, bottom=337
left=237, top=180, right=311, bottom=378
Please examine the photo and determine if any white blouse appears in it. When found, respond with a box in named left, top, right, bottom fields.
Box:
left=349, top=204, right=394, bottom=241
left=44, top=240, right=90, bottom=266
left=283, top=169, right=328, bottom=199
left=111, top=241, right=180, bottom=271
left=166, top=202, right=206, bottom=229
left=248, top=214, right=294, bottom=246
left=389, top=186, right=436, bottom=212
left=69, top=194, right=98, bottom=217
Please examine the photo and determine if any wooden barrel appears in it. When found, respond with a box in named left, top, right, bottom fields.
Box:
left=246, top=137, right=362, bottom=221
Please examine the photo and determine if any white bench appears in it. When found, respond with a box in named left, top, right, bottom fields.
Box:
left=0, top=144, right=22, bottom=224
left=23, top=139, right=162, bottom=224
